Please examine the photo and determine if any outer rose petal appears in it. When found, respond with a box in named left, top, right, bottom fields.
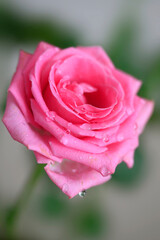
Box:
left=23, top=42, right=59, bottom=99
left=2, top=93, right=55, bottom=161
left=8, top=51, right=35, bottom=125
left=77, top=46, right=114, bottom=70
left=115, top=69, right=142, bottom=95
left=123, top=150, right=135, bottom=168
left=135, top=97, right=154, bottom=134
left=34, top=152, right=63, bottom=164
left=49, top=136, right=139, bottom=175
left=45, top=160, right=111, bottom=198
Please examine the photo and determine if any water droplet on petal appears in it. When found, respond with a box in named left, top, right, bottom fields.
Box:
left=46, top=111, right=56, bottom=121
left=50, top=112, right=56, bottom=120
left=62, top=183, right=69, bottom=194
left=127, top=108, right=132, bottom=115
left=72, top=168, right=77, bottom=173
left=100, top=166, right=110, bottom=176
left=79, top=190, right=86, bottom=198
left=65, top=129, right=70, bottom=134
left=134, top=123, right=138, bottom=130
left=61, top=136, right=69, bottom=145
left=117, top=134, right=124, bottom=142
left=80, top=124, right=91, bottom=130
left=46, top=117, right=52, bottom=122
left=103, top=135, right=109, bottom=142
left=49, top=161, right=56, bottom=171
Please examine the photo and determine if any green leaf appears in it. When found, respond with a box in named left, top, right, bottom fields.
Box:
left=105, top=18, right=139, bottom=76
left=39, top=193, right=68, bottom=219
left=73, top=205, right=105, bottom=237
left=0, top=4, right=78, bottom=48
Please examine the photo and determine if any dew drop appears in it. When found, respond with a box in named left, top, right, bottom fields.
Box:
left=100, top=166, right=110, bottom=176
left=127, top=108, right=132, bottom=115
left=79, top=190, right=86, bottom=198
left=50, top=112, right=56, bottom=119
left=62, top=183, right=69, bottom=194
left=46, top=111, right=56, bottom=121
left=46, top=117, right=51, bottom=122
left=134, top=123, right=138, bottom=130
left=49, top=162, right=55, bottom=171
left=72, top=168, right=77, bottom=173
left=61, top=136, right=69, bottom=145
left=117, top=134, right=124, bottom=142
left=103, top=136, right=109, bottom=142
left=65, top=129, right=71, bottom=134
left=80, top=124, right=91, bottom=130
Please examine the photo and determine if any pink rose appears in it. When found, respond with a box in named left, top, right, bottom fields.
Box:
left=3, top=42, right=154, bottom=198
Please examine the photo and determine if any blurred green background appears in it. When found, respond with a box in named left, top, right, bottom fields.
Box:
left=0, top=0, right=160, bottom=240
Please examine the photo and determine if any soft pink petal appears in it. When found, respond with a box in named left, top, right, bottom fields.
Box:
left=116, top=69, right=142, bottom=94
left=54, top=55, right=125, bottom=122
left=31, top=99, right=107, bottom=154
left=44, top=111, right=96, bottom=138
left=54, top=54, right=107, bottom=89
left=34, top=152, right=62, bottom=164
left=30, top=74, right=49, bottom=112
left=77, top=46, right=114, bottom=70
left=49, top=136, right=138, bottom=175
left=49, top=139, right=113, bottom=174
left=33, top=47, right=59, bottom=90
left=2, top=93, right=55, bottom=161
left=45, top=159, right=111, bottom=198
left=8, top=51, right=36, bottom=125
left=135, top=97, right=154, bottom=134
left=107, top=137, right=139, bottom=167
left=44, top=64, right=87, bottom=123
left=113, top=69, right=142, bottom=115
left=23, top=41, right=59, bottom=99
left=123, top=150, right=135, bottom=168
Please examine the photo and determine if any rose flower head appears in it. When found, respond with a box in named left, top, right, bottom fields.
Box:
left=2, top=42, right=154, bottom=198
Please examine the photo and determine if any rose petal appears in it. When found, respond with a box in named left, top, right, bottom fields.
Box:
left=2, top=93, right=55, bottom=161
left=33, top=47, right=59, bottom=90
left=49, top=136, right=138, bottom=175
left=77, top=46, right=114, bottom=70
left=23, top=41, right=58, bottom=99
left=54, top=55, right=124, bottom=122
left=123, top=150, right=135, bottom=168
left=116, top=69, right=142, bottom=94
left=8, top=51, right=36, bottom=125
left=30, top=74, right=49, bottom=112
left=134, top=97, right=154, bottom=134
left=31, top=99, right=107, bottom=154
left=34, top=152, right=63, bottom=164
left=113, top=69, right=142, bottom=115
left=44, top=64, right=87, bottom=123
left=45, top=159, right=111, bottom=198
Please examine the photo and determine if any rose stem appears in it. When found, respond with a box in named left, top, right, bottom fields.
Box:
left=5, top=164, right=45, bottom=239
